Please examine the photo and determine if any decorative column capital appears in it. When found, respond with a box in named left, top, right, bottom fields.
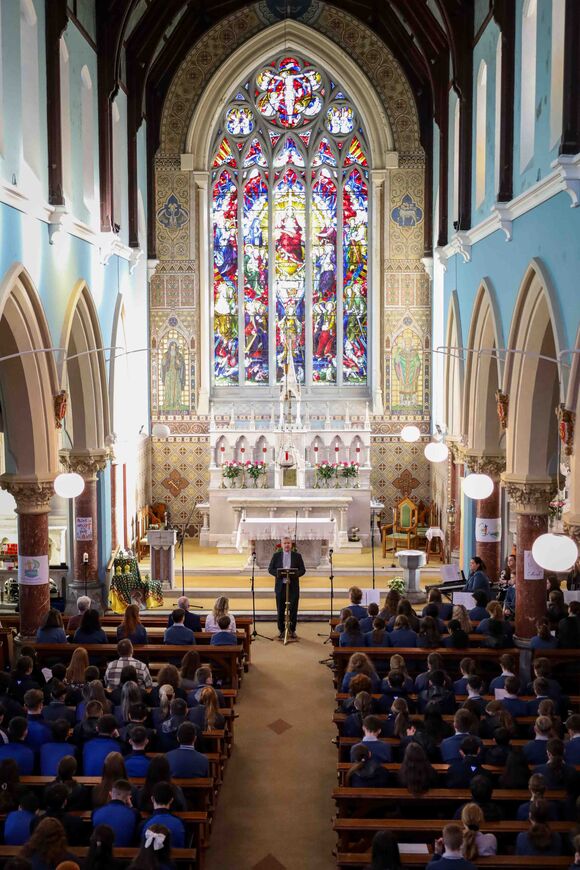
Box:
left=501, top=475, right=556, bottom=514
left=460, top=452, right=506, bottom=478
left=0, top=475, right=54, bottom=514
left=60, top=449, right=109, bottom=481
left=563, top=514, right=580, bottom=545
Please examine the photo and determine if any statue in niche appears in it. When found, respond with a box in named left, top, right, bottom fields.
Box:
left=161, top=339, right=186, bottom=411
left=392, top=329, right=422, bottom=409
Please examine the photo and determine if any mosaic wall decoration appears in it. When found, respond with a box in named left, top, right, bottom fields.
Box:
left=155, top=161, right=191, bottom=262
left=370, top=437, right=431, bottom=517
left=150, top=312, right=196, bottom=419
left=150, top=437, right=211, bottom=536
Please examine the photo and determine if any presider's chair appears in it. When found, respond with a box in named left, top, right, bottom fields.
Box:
left=380, top=497, right=419, bottom=557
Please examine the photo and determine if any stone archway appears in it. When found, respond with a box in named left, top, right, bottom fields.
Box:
left=444, top=290, right=464, bottom=438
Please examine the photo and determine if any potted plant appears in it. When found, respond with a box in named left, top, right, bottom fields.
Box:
left=245, top=460, right=267, bottom=487
left=222, top=459, right=242, bottom=487
left=339, top=460, right=360, bottom=487
left=315, top=461, right=338, bottom=488
left=387, top=577, right=406, bottom=594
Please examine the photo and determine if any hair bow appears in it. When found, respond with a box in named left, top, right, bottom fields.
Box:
left=144, top=830, right=166, bottom=851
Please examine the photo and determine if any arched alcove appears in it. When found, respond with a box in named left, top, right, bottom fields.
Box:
left=60, top=281, right=110, bottom=452
left=444, top=291, right=464, bottom=438
left=463, top=280, right=504, bottom=454
left=0, top=264, right=59, bottom=477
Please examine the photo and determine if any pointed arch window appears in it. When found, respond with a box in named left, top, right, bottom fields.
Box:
left=211, top=55, right=370, bottom=390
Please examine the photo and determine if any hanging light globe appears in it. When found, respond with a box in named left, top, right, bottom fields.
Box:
left=400, top=425, right=421, bottom=443
left=424, top=441, right=449, bottom=463
left=462, top=473, right=494, bottom=500
left=152, top=423, right=171, bottom=438
left=531, top=533, right=578, bottom=573
left=54, top=472, right=84, bottom=499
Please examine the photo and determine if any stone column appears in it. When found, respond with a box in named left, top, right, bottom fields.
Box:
left=61, top=451, right=109, bottom=582
left=474, top=457, right=505, bottom=583
left=0, top=477, right=54, bottom=637
left=503, top=480, right=554, bottom=640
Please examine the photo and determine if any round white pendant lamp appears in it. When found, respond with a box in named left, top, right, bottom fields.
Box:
left=462, top=473, right=494, bottom=500
left=424, top=441, right=449, bottom=463
left=400, top=425, right=421, bottom=443
left=531, top=533, right=578, bottom=573
left=54, top=472, right=85, bottom=499
left=152, top=423, right=171, bottom=438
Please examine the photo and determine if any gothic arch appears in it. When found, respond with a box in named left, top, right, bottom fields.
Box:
left=59, top=281, right=110, bottom=452
left=463, top=279, right=505, bottom=454
left=0, top=263, right=59, bottom=477
left=444, top=290, right=464, bottom=438
left=503, top=260, right=564, bottom=481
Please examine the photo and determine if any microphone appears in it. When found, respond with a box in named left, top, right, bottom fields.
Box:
left=329, top=548, right=333, bottom=556
left=252, top=550, right=256, bottom=559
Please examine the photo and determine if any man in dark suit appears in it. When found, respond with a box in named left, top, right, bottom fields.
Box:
left=167, top=596, right=201, bottom=632
left=268, top=536, right=306, bottom=640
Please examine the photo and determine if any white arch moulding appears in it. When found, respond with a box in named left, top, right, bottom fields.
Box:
left=444, top=290, right=464, bottom=439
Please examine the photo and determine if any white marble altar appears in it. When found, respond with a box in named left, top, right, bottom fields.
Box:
left=236, top=515, right=337, bottom=568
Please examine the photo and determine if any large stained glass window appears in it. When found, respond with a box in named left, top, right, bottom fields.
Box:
left=211, top=55, right=370, bottom=389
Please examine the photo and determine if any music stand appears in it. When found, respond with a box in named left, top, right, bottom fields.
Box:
left=277, top=568, right=298, bottom=645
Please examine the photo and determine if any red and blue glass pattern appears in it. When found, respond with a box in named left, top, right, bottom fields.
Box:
left=274, top=169, right=306, bottom=382
left=343, top=167, right=368, bottom=384
left=213, top=171, right=239, bottom=384
left=243, top=172, right=269, bottom=383
left=312, top=170, right=337, bottom=383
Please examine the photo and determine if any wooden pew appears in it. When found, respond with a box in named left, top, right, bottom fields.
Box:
left=334, top=761, right=580, bottom=786
left=0, top=846, right=199, bottom=869
left=29, top=643, right=244, bottom=689
left=334, top=736, right=527, bottom=761
left=336, top=854, right=571, bottom=869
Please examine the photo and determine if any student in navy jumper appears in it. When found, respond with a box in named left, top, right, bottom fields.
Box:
left=165, top=722, right=209, bottom=778
left=565, top=715, right=580, bottom=764
left=342, top=586, right=368, bottom=620
left=4, top=792, right=39, bottom=846
left=338, top=616, right=366, bottom=647
left=349, top=715, right=392, bottom=763
left=515, top=799, right=563, bottom=855
left=398, top=741, right=437, bottom=794
left=426, top=823, right=477, bottom=870
left=359, top=602, right=379, bottom=634
left=523, top=716, right=553, bottom=765
left=35, top=608, right=68, bottom=644
left=489, top=654, right=517, bottom=693
left=380, top=669, right=412, bottom=711
left=164, top=608, right=195, bottom=645
left=516, top=773, right=559, bottom=821
left=389, top=614, right=417, bottom=647
left=42, top=681, right=76, bottom=728
left=441, top=710, right=481, bottom=762
left=534, top=738, right=579, bottom=789
left=40, top=718, right=76, bottom=776
left=422, top=588, right=453, bottom=621
left=364, top=617, right=392, bottom=649
left=345, top=743, right=390, bottom=788
left=116, top=603, right=148, bottom=645
left=141, top=781, right=186, bottom=848
left=446, top=736, right=487, bottom=788
left=468, top=590, right=490, bottom=622
left=124, top=725, right=151, bottom=778
left=422, top=603, right=448, bottom=635
left=341, top=653, right=381, bottom=693
left=415, top=654, right=451, bottom=693
left=22, top=688, right=53, bottom=753
left=92, top=779, right=139, bottom=847
left=500, top=676, right=529, bottom=718
left=209, top=614, right=238, bottom=645
left=83, top=714, right=122, bottom=776
left=530, top=619, right=558, bottom=650
left=0, top=717, right=34, bottom=774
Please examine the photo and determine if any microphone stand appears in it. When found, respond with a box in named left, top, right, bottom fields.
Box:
left=175, top=500, right=203, bottom=607
left=370, top=505, right=376, bottom=589
left=250, top=548, right=273, bottom=641
left=318, top=547, right=335, bottom=643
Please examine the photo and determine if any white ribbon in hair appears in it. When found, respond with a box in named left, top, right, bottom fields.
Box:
left=144, top=830, right=166, bottom=851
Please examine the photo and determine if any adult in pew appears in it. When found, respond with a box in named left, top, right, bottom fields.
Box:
left=140, top=782, right=186, bottom=849
left=204, top=596, right=236, bottom=634
left=168, top=597, right=201, bottom=633
left=498, top=749, right=531, bottom=789
left=23, top=689, right=52, bottom=751
left=43, top=682, right=76, bottom=728
left=364, top=617, right=392, bottom=650
left=345, top=744, right=390, bottom=788
left=451, top=606, right=472, bottom=635
left=531, top=619, right=559, bottom=650
left=440, top=710, right=481, bottom=762
left=4, top=792, right=39, bottom=846
left=500, top=676, right=529, bottom=718
left=558, top=601, right=580, bottom=649
left=369, top=831, right=401, bottom=870
left=468, top=591, right=490, bottom=623
left=9, top=657, right=41, bottom=705
left=341, top=653, right=381, bottom=693
left=40, top=719, right=76, bottom=776
left=127, top=822, right=173, bottom=870
left=179, top=651, right=201, bottom=692
left=71, top=700, right=103, bottom=746
left=460, top=803, right=497, bottom=859
left=343, top=691, right=374, bottom=738
left=422, top=588, right=453, bottom=622
left=125, top=726, right=151, bottom=777
left=417, top=617, right=442, bottom=649
left=524, top=716, right=553, bottom=765
left=387, top=600, right=420, bottom=633
left=349, top=715, right=393, bottom=763
left=452, top=775, right=504, bottom=822
left=20, top=816, right=77, bottom=870
left=73, top=609, right=108, bottom=645
left=426, top=823, right=476, bottom=870
left=417, top=670, right=455, bottom=713
left=443, top=620, right=470, bottom=649
left=534, top=737, right=579, bottom=790
left=446, top=736, right=488, bottom=788
left=163, top=610, right=195, bottom=646
left=515, top=799, right=563, bottom=856
left=92, top=779, right=139, bottom=847
left=489, top=654, right=517, bottom=693
left=388, top=615, right=418, bottom=647
left=0, top=718, right=34, bottom=773
left=36, top=609, right=68, bottom=645
left=165, top=722, right=209, bottom=778
left=135, top=757, right=186, bottom=814
left=339, top=617, right=366, bottom=647
left=341, top=586, right=368, bottom=621
left=82, top=716, right=122, bottom=776
left=32, top=783, right=85, bottom=845
left=186, top=667, right=226, bottom=707
left=104, top=641, right=154, bottom=692
left=66, top=595, right=92, bottom=634
left=84, top=824, right=118, bottom=870
left=268, top=536, right=306, bottom=640
left=360, top=603, right=379, bottom=634
left=516, top=773, right=560, bottom=821
left=117, top=604, right=148, bottom=645
left=379, top=589, right=402, bottom=623
left=464, top=556, right=491, bottom=601
left=398, top=742, right=436, bottom=794
left=50, top=756, right=89, bottom=811
left=210, top=615, right=238, bottom=645
left=92, top=752, right=128, bottom=808
left=187, top=687, right=225, bottom=741
left=565, top=715, right=580, bottom=765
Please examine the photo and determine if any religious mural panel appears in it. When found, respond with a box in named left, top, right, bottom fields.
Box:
left=343, top=166, right=368, bottom=384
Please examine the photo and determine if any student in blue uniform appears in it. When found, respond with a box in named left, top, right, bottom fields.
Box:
left=342, top=586, right=368, bottom=620
left=163, top=609, right=195, bottom=645
left=349, top=715, right=392, bottom=763
left=468, top=590, right=489, bottom=622
left=515, top=800, right=563, bottom=855
left=210, top=615, right=238, bottom=645
left=40, top=718, right=76, bottom=776
left=141, top=782, right=186, bottom=848
left=4, top=792, right=39, bottom=845
left=523, top=716, right=553, bottom=765
left=92, top=779, right=139, bottom=847
left=426, top=823, right=477, bottom=870
left=0, top=718, right=34, bottom=774
left=165, top=722, right=209, bottom=778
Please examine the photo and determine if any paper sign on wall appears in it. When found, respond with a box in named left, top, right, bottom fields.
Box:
left=75, top=517, right=93, bottom=542
left=18, top=555, right=49, bottom=586
left=475, top=517, right=501, bottom=543
left=524, top=549, right=544, bottom=580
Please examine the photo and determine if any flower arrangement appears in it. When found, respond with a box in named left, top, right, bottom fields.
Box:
left=340, top=461, right=359, bottom=481
left=548, top=498, right=566, bottom=520
left=387, top=577, right=406, bottom=594
left=315, top=461, right=338, bottom=482
left=222, top=460, right=242, bottom=482
left=245, top=460, right=267, bottom=485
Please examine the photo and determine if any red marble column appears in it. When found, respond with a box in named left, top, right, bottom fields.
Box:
left=514, top=511, right=549, bottom=639
left=476, top=481, right=501, bottom=582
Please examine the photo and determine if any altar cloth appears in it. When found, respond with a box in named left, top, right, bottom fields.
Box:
left=236, top=516, right=336, bottom=551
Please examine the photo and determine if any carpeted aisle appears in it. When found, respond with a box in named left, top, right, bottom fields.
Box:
left=205, top=622, right=337, bottom=870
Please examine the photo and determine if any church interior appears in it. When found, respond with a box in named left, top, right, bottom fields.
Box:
left=0, top=0, right=579, bottom=868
